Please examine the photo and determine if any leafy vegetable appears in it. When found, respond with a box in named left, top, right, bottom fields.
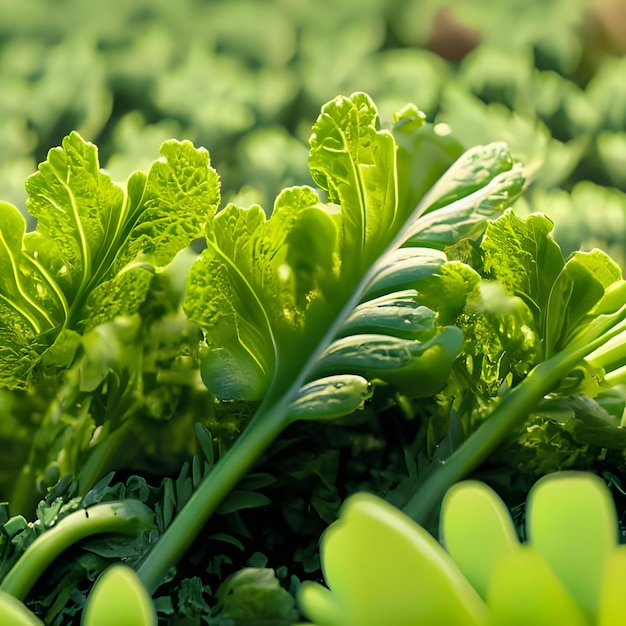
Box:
left=400, top=209, right=626, bottom=526
left=3, top=85, right=626, bottom=625
left=135, top=92, right=524, bottom=593
left=0, top=134, right=219, bottom=514
left=0, top=131, right=219, bottom=390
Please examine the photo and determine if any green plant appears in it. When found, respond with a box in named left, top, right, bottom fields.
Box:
left=392, top=206, right=626, bottom=528
left=134, top=92, right=525, bottom=594
left=299, top=471, right=626, bottom=625
left=2, top=90, right=626, bottom=623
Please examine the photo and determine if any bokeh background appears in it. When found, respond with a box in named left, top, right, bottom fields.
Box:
left=1, top=0, right=626, bottom=262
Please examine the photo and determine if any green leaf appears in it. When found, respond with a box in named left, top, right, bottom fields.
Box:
left=545, top=249, right=622, bottom=357
left=339, top=290, right=438, bottom=341
left=0, top=591, right=43, bottom=626
left=216, top=490, right=271, bottom=515
left=413, top=260, right=482, bottom=326
left=315, top=327, right=464, bottom=398
left=25, top=131, right=126, bottom=303
left=0, top=203, right=49, bottom=388
left=392, top=104, right=464, bottom=221
left=481, top=211, right=564, bottom=338
left=185, top=187, right=337, bottom=401
left=598, top=546, right=626, bottom=626
left=416, top=143, right=516, bottom=217
left=83, top=565, right=156, bottom=626
left=82, top=266, right=154, bottom=330
left=407, top=165, right=525, bottom=250
left=487, top=546, right=588, bottom=626
left=363, top=247, right=446, bottom=299
left=441, top=481, right=519, bottom=601
left=0, top=132, right=220, bottom=389
left=288, top=375, right=372, bottom=421
left=527, top=472, right=617, bottom=618
left=112, top=139, right=220, bottom=271
left=534, top=395, right=626, bottom=449
left=298, top=493, right=487, bottom=626
left=214, top=568, right=298, bottom=621
left=309, top=92, right=397, bottom=277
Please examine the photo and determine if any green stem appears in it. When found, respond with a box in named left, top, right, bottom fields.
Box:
left=136, top=402, right=290, bottom=595
left=1, top=500, right=153, bottom=601
left=403, top=320, right=626, bottom=526
left=77, top=420, right=135, bottom=495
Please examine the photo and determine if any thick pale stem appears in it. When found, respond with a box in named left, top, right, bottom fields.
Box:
left=1, top=501, right=153, bottom=601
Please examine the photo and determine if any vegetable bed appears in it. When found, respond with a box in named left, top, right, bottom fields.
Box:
left=1, top=87, right=626, bottom=625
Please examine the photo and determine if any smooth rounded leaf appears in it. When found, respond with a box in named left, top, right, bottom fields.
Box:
left=300, top=492, right=487, bottom=626
left=298, top=582, right=344, bottom=626
left=526, top=471, right=617, bottom=617
left=487, top=546, right=588, bottom=626
left=288, top=374, right=372, bottom=421
left=82, top=565, right=156, bottom=626
left=0, top=592, right=44, bottom=626
left=441, top=480, right=519, bottom=600
left=598, top=545, right=626, bottom=626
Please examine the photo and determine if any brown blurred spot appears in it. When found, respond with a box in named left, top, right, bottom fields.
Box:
left=427, top=8, right=481, bottom=61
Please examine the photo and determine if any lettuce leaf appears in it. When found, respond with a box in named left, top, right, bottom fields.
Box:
left=0, top=132, right=220, bottom=389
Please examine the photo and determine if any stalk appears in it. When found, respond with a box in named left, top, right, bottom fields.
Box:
left=403, top=318, right=626, bottom=526
left=136, top=400, right=291, bottom=594
left=1, top=500, right=153, bottom=601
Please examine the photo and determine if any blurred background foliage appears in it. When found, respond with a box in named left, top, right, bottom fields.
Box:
left=1, top=0, right=626, bottom=263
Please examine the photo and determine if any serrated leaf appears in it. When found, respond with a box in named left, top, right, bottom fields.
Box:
left=0, top=133, right=220, bottom=389
left=25, top=132, right=126, bottom=300
left=481, top=210, right=563, bottom=340
left=112, top=139, right=220, bottom=270
left=309, top=92, right=397, bottom=277
left=0, top=203, right=50, bottom=388
left=185, top=187, right=337, bottom=401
